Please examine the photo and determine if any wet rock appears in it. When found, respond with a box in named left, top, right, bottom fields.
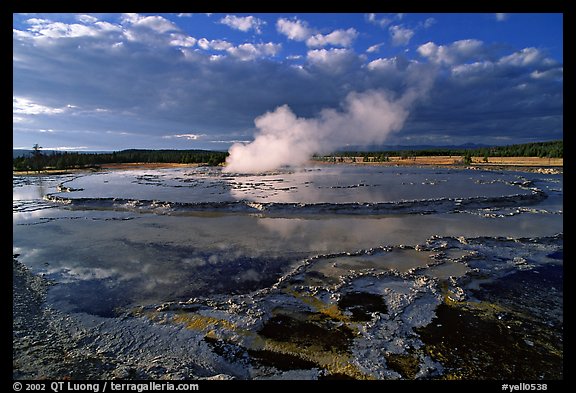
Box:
left=248, top=349, right=318, bottom=371
left=203, top=374, right=236, bottom=380
left=385, top=353, right=420, bottom=379
left=258, top=313, right=354, bottom=352
left=337, top=292, right=388, bottom=322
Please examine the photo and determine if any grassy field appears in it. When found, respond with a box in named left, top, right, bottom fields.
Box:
left=13, top=156, right=563, bottom=176
left=321, top=156, right=563, bottom=167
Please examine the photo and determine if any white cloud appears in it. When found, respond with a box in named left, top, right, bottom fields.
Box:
left=169, top=33, right=196, bottom=47
left=118, top=14, right=199, bottom=49
left=13, top=97, right=69, bottom=115
left=422, top=17, right=437, bottom=28
left=123, top=14, right=178, bottom=33
left=163, top=134, right=206, bottom=140
left=367, top=57, right=397, bottom=71
left=306, top=48, right=358, bottom=74
left=417, top=39, right=485, bottom=65
left=12, top=14, right=563, bottom=151
left=227, top=42, right=281, bottom=61
left=197, top=39, right=280, bottom=60
left=530, top=68, right=563, bottom=80
left=197, top=38, right=233, bottom=51
left=498, top=47, right=544, bottom=67
left=219, top=15, right=266, bottom=34
left=451, top=61, right=493, bottom=77
left=495, top=13, right=508, bottom=22
left=366, top=13, right=393, bottom=28
left=276, top=17, right=312, bottom=41
left=94, top=21, right=122, bottom=33
left=76, top=14, right=98, bottom=24
left=25, top=19, right=103, bottom=39
left=306, top=28, right=358, bottom=48
left=389, top=25, right=414, bottom=46
left=366, top=42, right=384, bottom=53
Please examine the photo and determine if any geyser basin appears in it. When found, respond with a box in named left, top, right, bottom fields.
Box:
left=44, top=166, right=534, bottom=207
left=13, top=165, right=562, bottom=379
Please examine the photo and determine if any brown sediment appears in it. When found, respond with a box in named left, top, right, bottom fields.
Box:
left=165, top=285, right=378, bottom=379
left=416, top=265, right=563, bottom=380
left=385, top=353, right=421, bottom=379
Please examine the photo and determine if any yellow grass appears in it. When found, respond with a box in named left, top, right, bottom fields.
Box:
left=13, top=156, right=562, bottom=176
left=320, top=156, right=563, bottom=167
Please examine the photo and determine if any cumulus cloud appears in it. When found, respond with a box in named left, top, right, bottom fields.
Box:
left=276, top=17, right=312, bottom=41
left=389, top=25, right=415, bottom=46
left=197, top=38, right=279, bottom=60
left=122, top=13, right=178, bottom=34
left=169, top=34, right=196, bottom=47
left=23, top=17, right=113, bottom=39
left=306, top=48, right=359, bottom=74
left=197, top=38, right=233, bottom=51
left=366, top=42, right=384, bottom=53
left=13, top=14, right=563, bottom=152
left=306, top=28, right=358, bottom=48
left=277, top=17, right=358, bottom=49
left=366, top=13, right=394, bottom=28
left=76, top=14, right=98, bottom=24
left=498, top=47, right=545, bottom=66
left=227, top=42, right=281, bottom=61
left=219, top=15, right=266, bottom=34
left=417, top=39, right=485, bottom=65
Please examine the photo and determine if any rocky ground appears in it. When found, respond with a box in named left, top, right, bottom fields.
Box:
left=13, top=257, right=239, bottom=380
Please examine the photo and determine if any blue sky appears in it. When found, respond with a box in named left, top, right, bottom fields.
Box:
left=13, top=13, right=563, bottom=151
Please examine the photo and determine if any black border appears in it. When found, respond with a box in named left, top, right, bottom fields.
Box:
left=8, top=0, right=570, bottom=389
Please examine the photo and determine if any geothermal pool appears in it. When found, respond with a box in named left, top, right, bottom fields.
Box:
left=13, top=165, right=563, bottom=380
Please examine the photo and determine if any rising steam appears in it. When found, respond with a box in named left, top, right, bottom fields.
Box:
left=224, top=87, right=422, bottom=173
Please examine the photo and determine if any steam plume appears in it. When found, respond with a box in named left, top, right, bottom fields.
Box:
left=224, top=88, right=422, bottom=173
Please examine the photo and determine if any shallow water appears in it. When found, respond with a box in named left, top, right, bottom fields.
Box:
left=13, top=165, right=563, bottom=379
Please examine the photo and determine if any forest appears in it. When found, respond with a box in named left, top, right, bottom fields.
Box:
left=13, top=140, right=562, bottom=172
left=12, top=148, right=228, bottom=172
left=316, top=140, right=563, bottom=162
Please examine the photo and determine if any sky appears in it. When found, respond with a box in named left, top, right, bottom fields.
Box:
left=13, top=12, right=563, bottom=152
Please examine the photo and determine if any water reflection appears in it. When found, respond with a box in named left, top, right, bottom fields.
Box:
left=13, top=166, right=562, bottom=317
left=12, top=165, right=564, bottom=380
left=42, top=166, right=536, bottom=206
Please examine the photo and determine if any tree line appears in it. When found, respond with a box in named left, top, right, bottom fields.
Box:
left=13, top=140, right=563, bottom=172
left=316, top=140, right=563, bottom=162
left=13, top=148, right=228, bottom=172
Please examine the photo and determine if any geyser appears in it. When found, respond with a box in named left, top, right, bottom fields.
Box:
left=224, top=88, right=421, bottom=174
